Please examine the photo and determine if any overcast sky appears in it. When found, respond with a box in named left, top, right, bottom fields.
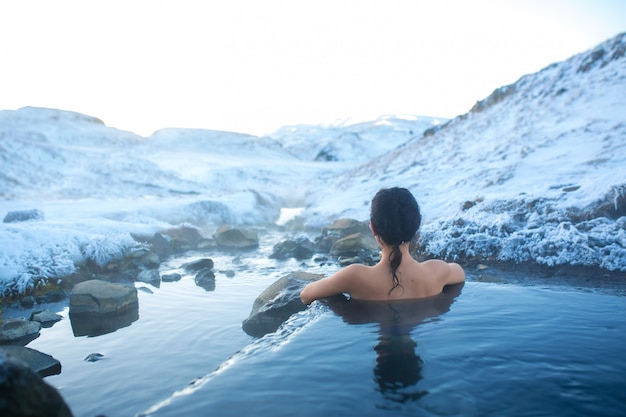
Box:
left=1, top=0, right=624, bottom=136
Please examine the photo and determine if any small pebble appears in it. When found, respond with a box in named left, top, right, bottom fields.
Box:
left=84, top=353, right=105, bottom=362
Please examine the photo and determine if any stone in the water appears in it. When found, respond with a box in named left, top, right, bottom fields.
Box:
left=30, top=310, right=63, bottom=328
left=69, top=280, right=138, bottom=315
left=161, top=273, right=182, bottom=282
left=195, top=269, right=216, bottom=291
left=213, top=226, right=259, bottom=249
left=270, top=236, right=316, bottom=260
left=242, top=271, right=323, bottom=337
left=84, top=353, right=104, bottom=362
left=0, top=355, right=73, bottom=417
left=0, top=319, right=41, bottom=346
left=330, top=232, right=379, bottom=257
left=136, top=269, right=161, bottom=287
left=69, top=280, right=139, bottom=337
left=316, top=218, right=370, bottom=252
left=0, top=346, right=62, bottom=377
left=183, top=258, right=214, bottom=272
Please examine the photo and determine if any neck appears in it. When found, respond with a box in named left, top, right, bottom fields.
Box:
left=380, top=242, right=411, bottom=259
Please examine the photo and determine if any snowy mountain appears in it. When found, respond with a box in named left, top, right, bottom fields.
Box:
left=1, top=33, right=625, bottom=294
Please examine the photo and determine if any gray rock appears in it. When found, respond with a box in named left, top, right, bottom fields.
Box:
left=194, top=269, right=216, bottom=291
left=330, top=232, right=379, bottom=257
left=183, top=258, right=214, bottom=272
left=84, top=353, right=104, bottom=362
left=3, top=209, right=45, bottom=223
left=20, top=295, right=35, bottom=309
left=0, top=355, right=73, bottom=417
left=69, top=280, right=138, bottom=315
left=213, top=226, right=259, bottom=249
left=0, top=346, right=61, bottom=377
left=270, top=236, right=316, bottom=260
left=30, top=310, right=63, bottom=328
left=0, top=319, right=41, bottom=345
left=242, top=271, right=323, bottom=337
left=136, top=269, right=161, bottom=287
left=316, top=218, right=370, bottom=252
left=161, top=273, right=182, bottom=282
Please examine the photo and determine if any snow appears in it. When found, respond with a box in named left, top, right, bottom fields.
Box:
left=1, top=33, right=625, bottom=294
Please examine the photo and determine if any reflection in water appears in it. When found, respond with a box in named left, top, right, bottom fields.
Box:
left=69, top=302, right=139, bottom=337
left=324, top=283, right=463, bottom=404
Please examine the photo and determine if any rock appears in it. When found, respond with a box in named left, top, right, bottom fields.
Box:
left=3, top=209, right=45, bottom=223
left=213, top=226, right=259, bottom=250
left=42, top=290, right=67, bottom=303
left=69, top=280, right=138, bottom=315
left=270, top=236, right=316, bottom=260
left=84, top=353, right=104, bottom=362
left=134, top=252, right=161, bottom=269
left=322, top=218, right=370, bottom=237
left=0, top=319, right=41, bottom=346
left=330, top=232, right=379, bottom=257
left=0, top=355, right=73, bottom=417
left=161, top=273, right=182, bottom=282
left=183, top=258, right=214, bottom=272
left=147, top=232, right=172, bottom=257
left=316, top=218, right=370, bottom=252
left=136, top=269, right=161, bottom=287
left=20, top=296, right=35, bottom=309
left=0, top=346, right=61, bottom=377
left=29, top=310, right=63, bottom=328
left=242, top=271, right=323, bottom=337
left=161, top=225, right=204, bottom=246
left=194, top=269, right=216, bottom=291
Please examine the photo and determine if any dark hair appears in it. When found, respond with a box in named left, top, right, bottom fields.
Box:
left=370, top=187, right=422, bottom=295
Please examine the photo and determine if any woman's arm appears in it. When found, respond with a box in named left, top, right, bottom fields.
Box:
left=300, top=264, right=362, bottom=305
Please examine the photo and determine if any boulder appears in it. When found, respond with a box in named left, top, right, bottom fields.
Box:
left=194, top=269, right=216, bottom=291
left=183, top=258, right=214, bottom=272
left=270, top=236, right=316, bottom=260
left=242, top=271, right=323, bottom=337
left=161, top=273, right=182, bottom=282
left=30, top=310, right=63, bottom=328
left=0, top=355, right=73, bottom=417
left=136, top=269, right=161, bottom=287
left=0, top=319, right=41, bottom=346
left=213, top=226, right=259, bottom=249
left=69, top=280, right=138, bottom=315
left=3, top=209, right=45, bottom=223
left=316, top=218, right=370, bottom=252
left=330, top=232, right=379, bottom=257
left=0, top=346, right=61, bottom=377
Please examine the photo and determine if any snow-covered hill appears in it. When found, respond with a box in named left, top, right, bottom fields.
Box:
left=304, top=32, right=626, bottom=271
left=1, top=33, right=625, bottom=294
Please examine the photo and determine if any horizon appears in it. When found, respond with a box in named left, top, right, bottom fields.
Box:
left=1, top=0, right=625, bottom=137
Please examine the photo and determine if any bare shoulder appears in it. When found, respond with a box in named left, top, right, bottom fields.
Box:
left=300, top=263, right=371, bottom=305
left=422, top=259, right=465, bottom=284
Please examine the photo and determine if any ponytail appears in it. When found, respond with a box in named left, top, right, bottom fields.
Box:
left=388, top=243, right=402, bottom=296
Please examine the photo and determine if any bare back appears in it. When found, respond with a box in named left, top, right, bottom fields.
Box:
left=300, top=251, right=465, bottom=304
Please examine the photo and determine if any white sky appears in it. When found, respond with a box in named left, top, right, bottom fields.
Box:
left=1, top=0, right=624, bottom=136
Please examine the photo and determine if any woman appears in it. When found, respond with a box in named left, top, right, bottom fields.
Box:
left=300, top=187, right=465, bottom=304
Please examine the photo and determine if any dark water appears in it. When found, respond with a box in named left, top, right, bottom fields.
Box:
left=142, top=282, right=626, bottom=417
left=9, top=228, right=626, bottom=417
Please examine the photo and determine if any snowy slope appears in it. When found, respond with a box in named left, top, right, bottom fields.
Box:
left=304, top=33, right=626, bottom=271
